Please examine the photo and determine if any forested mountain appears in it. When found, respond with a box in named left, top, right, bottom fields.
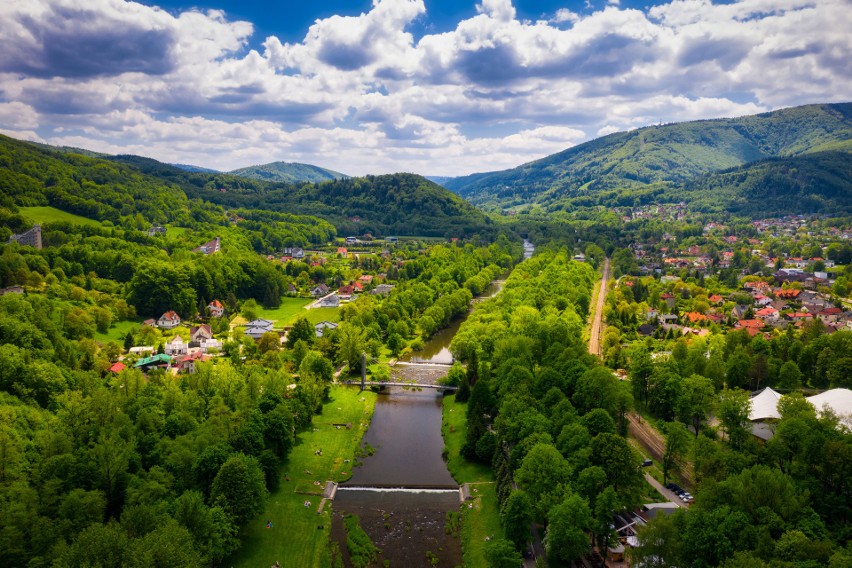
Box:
left=0, top=136, right=492, bottom=239
left=438, top=103, right=852, bottom=214
left=228, top=161, right=348, bottom=184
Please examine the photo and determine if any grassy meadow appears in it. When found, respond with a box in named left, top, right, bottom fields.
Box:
left=20, top=206, right=101, bottom=227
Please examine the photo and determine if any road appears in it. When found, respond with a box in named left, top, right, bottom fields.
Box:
left=588, top=258, right=611, bottom=357
left=643, top=474, right=687, bottom=509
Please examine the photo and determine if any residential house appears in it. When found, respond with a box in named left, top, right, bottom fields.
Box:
left=315, top=321, right=339, bottom=338
left=108, top=362, right=126, bottom=373
left=157, top=311, right=181, bottom=329
left=311, top=284, right=330, bottom=297
left=775, top=288, right=801, bottom=300
left=645, top=308, right=659, bottom=320
left=142, top=318, right=156, bottom=327
left=818, top=307, right=843, bottom=323
left=134, top=353, right=171, bottom=372
left=659, top=314, right=678, bottom=324
left=207, top=300, right=224, bottom=318
left=660, top=293, right=676, bottom=309
left=731, top=305, right=750, bottom=320
left=708, top=294, right=724, bottom=305
left=283, top=247, right=305, bottom=259
left=147, top=225, right=167, bottom=236
left=755, top=307, right=780, bottom=321
left=318, top=294, right=341, bottom=307
left=190, top=324, right=213, bottom=342
left=753, top=294, right=773, bottom=307
left=358, top=275, right=374, bottom=285
left=683, top=312, right=707, bottom=324
left=165, top=335, right=188, bottom=356
left=371, top=284, right=394, bottom=295
left=193, top=237, right=221, bottom=255
left=337, top=247, right=348, bottom=256
left=174, top=352, right=208, bottom=374
left=244, top=319, right=274, bottom=339
left=338, top=284, right=355, bottom=296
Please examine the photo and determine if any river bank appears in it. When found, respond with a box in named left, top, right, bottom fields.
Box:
left=227, top=387, right=377, bottom=568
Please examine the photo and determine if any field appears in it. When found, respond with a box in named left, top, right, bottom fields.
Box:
left=95, top=319, right=143, bottom=342
left=442, top=394, right=494, bottom=483
left=254, top=298, right=341, bottom=328
left=19, top=206, right=101, bottom=227
left=227, top=386, right=377, bottom=568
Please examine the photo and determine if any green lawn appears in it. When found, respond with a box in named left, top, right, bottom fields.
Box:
left=303, top=307, right=341, bottom=325
left=165, top=226, right=189, bottom=236
left=95, top=319, right=143, bottom=342
left=442, top=394, right=494, bottom=483
left=460, top=483, right=501, bottom=568
left=227, top=386, right=377, bottom=568
left=255, top=297, right=325, bottom=326
left=20, top=206, right=101, bottom=227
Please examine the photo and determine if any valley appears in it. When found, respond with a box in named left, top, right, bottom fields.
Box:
left=0, top=102, right=850, bottom=568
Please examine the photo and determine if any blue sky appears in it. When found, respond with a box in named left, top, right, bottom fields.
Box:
left=0, top=0, right=848, bottom=176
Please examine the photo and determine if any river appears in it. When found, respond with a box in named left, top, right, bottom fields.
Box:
left=332, top=241, right=534, bottom=567
left=332, top=389, right=462, bottom=567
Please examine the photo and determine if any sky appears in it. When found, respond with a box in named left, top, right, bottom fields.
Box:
left=0, top=0, right=849, bottom=176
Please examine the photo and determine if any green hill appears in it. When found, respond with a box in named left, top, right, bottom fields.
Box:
left=440, top=103, right=852, bottom=214
left=229, top=161, right=348, bottom=183
left=181, top=172, right=494, bottom=238
left=0, top=136, right=491, bottom=240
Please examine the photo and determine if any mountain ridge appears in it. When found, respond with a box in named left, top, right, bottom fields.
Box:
left=228, top=161, right=348, bottom=184
left=437, top=102, right=852, bottom=214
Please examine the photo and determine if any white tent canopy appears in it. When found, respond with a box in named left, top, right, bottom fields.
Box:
left=749, top=387, right=782, bottom=421
left=807, top=388, right=852, bottom=428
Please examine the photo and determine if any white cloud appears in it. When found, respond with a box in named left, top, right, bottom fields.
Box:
left=0, top=0, right=848, bottom=176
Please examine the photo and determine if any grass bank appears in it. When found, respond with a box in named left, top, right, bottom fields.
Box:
left=442, top=393, right=500, bottom=568
left=442, top=394, right=494, bottom=483
left=227, top=386, right=377, bottom=568
left=461, top=483, right=501, bottom=568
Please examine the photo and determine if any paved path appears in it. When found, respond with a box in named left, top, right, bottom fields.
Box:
left=588, top=258, right=611, bottom=357
left=644, top=474, right=687, bottom=509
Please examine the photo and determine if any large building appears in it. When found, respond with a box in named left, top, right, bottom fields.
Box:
left=8, top=225, right=42, bottom=249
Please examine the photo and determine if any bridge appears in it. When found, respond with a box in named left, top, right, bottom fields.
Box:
left=340, top=381, right=458, bottom=391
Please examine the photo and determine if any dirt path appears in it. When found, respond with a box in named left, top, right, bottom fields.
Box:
left=588, top=258, right=611, bottom=357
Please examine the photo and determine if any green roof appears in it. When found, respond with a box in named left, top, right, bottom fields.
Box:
left=134, top=353, right=172, bottom=367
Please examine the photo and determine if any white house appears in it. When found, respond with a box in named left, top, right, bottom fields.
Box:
left=165, top=335, right=187, bottom=356
left=157, top=311, right=181, bottom=329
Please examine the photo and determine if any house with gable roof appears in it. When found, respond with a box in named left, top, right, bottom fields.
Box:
left=207, top=300, right=224, bottom=318
left=157, top=311, right=181, bottom=329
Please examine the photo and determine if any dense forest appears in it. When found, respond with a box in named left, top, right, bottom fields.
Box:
left=438, top=103, right=852, bottom=215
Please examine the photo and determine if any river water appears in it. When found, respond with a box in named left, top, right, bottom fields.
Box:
left=332, top=389, right=462, bottom=567
left=332, top=244, right=533, bottom=567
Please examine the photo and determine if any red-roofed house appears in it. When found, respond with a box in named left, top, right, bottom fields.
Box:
left=776, top=289, right=801, bottom=300
left=208, top=300, right=224, bottom=318
left=157, top=311, right=181, bottom=329
left=684, top=312, right=707, bottom=323
left=755, top=307, right=779, bottom=321
left=337, top=247, right=348, bottom=255
left=736, top=319, right=763, bottom=330
left=709, top=294, right=724, bottom=305
left=108, top=362, right=126, bottom=373
left=754, top=294, right=773, bottom=307
left=660, top=293, right=676, bottom=309
left=818, top=307, right=843, bottom=323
